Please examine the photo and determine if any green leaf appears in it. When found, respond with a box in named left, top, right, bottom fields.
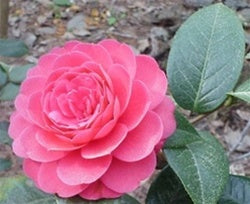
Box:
left=0, top=158, right=12, bottom=172
left=0, top=66, right=7, bottom=87
left=218, top=175, right=250, bottom=204
left=53, top=0, right=72, bottom=7
left=0, top=82, right=20, bottom=101
left=0, top=39, right=28, bottom=57
left=165, top=112, right=201, bottom=148
left=9, top=64, right=33, bottom=83
left=164, top=114, right=229, bottom=204
left=0, top=62, right=10, bottom=73
left=0, top=176, right=140, bottom=204
left=228, top=78, right=250, bottom=103
left=167, top=3, right=245, bottom=113
left=0, top=121, right=12, bottom=145
left=146, top=165, right=192, bottom=204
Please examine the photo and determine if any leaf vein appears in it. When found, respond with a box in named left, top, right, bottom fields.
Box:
left=193, top=6, right=221, bottom=111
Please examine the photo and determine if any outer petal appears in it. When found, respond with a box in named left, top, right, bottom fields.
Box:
left=52, top=52, right=91, bottom=70
left=28, top=92, right=46, bottom=127
left=23, top=159, right=41, bottom=182
left=36, top=54, right=59, bottom=76
left=26, top=65, right=41, bottom=77
left=12, top=129, right=28, bottom=158
left=101, top=152, right=156, bottom=193
left=57, top=152, right=112, bottom=185
left=153, top=96, right=176, bottom=151
left=119, top=80, right=150, bottom=130
left=135, top=55, right=167, bottom=109
left=99, top=39, right=136, bottom=79
left=15, top=94, right=29, bottom=119
left=81, top=124, right=127, bottom=159
left=20, top=76, right=46, bottom=96
left=113, top=111, right=163, bottom=162
left=8, top=113, right=30, bottom=139
left=80, top=181, right=121, bottom=200
left=38, top=161, right=87, bottom=197
left=14, top=126, right=66, bottom=162
left=73, top=43, right=113, bottom=71
left=64, top=40, right=81, bottom=51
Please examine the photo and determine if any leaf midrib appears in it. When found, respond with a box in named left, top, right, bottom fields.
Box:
left=232, top=91, right=250, bottom=94
left=186, top=143, right=204, bottom=204
left=193, top=6, right=221, bottom=111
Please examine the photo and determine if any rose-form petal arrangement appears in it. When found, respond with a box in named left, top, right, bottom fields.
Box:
left=8, top=39, right=176, bottom=200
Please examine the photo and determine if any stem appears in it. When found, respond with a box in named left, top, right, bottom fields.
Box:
left=156, top=150, right=167, bottom=169
left=230, top=151, right=250, bottom=163
left=190, top=114, right=206, bottom=124
left=228, top=120, right=250, bottom=155
left=0, top=0, right=9, bottom=38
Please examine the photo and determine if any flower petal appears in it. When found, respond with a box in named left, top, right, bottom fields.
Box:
left=20, top=76, right=46, bottom=96
left=15, top=94, right=29, bottom=119
left=71, top=128, right=96, bottom=144
left=38, top=161, right=87, bottom=197
left=9, top=113, right=30, bottom=139
left=81, top=124, right=127, bottom=159
left=119, top=80, right=150, bottom=130
left=73, top=43, right=113, bottom=71
left=37, top=54, right=59, bottom=76
left=80, top=181, right=121, bottom=200
left=101, top=152, right=156, bottom=193
left=57, top=152, right=112, bottom=185
left=94, top=98, right=120, bottom=140
left=36, top=130, right=79, bottom=151
left=99, top=39, right=136, bottom=79
left=53, top=52, right=91, bottom=70
left=108, top=64, right=131, bottom=114
left=113, top=111, right=163, bottom=162
left=28, top=92, right=46, bottom=127
left=23, top=159, right=41, bottom=182
left=64, top=40, right=80, bottom=51
left=136, top=55, right=167, bottom=109
left=153, top=96, right=176, bottom=151
left=12, top=129, right=29, bottom=158
left=15, top=126, right=66, bottom=162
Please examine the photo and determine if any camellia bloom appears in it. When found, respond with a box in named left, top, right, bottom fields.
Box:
left=9, top=39, right=176, bottom=200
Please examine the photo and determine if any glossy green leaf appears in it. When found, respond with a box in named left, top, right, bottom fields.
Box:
left=0, top=158, right=12, bottom=172
left=218, top=175, right=250, bottom=204
left=53, top=0, right=72, bottom=6
left=164, top=114, right=229, bottom=204
left=228, top=78, right=250, bottom=103
left=0, top=121, right=12, bottom=145
left=0, top=39, right=28, bottom=57
left=0, top=83, right=20, bottom=101
left=9, top=64, right=33, bottom=83
left=165, top=112, right=201, bottom=148
left=167, top=3, right=245, bottom=113
left=146, top=165, right=192, bottom=204
left=0, top=176, right=140, bottom=204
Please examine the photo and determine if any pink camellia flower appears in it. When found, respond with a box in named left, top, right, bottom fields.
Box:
left=9, top=39, right=176, bottom=200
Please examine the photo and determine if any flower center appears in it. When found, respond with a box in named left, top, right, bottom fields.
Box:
left=43, top=71, right=105, bottom=130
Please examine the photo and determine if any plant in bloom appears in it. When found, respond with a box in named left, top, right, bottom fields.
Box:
left=8, top=39, right=176, bottom=200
